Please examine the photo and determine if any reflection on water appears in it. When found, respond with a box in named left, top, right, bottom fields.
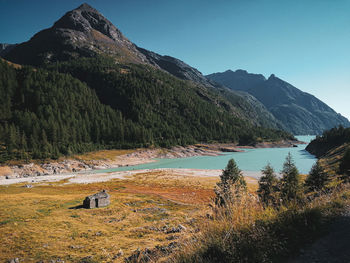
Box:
left=91, top=136, right=317, bottom=174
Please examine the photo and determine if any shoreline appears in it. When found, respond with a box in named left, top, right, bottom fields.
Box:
left=0, top=168, right=262, bottom=186
left=0, top=139, right=301, bottom=182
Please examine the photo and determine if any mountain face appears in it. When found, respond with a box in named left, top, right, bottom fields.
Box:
left=207, top=70, right=350, bottom=135
left=137, top=48, right=284, bottom=129
left=0, top=4, right=295, bottom=162
left=1, top=3, right=285, bottom=131
left=3, top=3, right=151, bottom=66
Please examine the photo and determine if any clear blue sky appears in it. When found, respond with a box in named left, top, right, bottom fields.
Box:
left=1, top=0, right=349, bottom=119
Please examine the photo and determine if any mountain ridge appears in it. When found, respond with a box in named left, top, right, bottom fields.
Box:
left=207, top=69, right=350, bottom=135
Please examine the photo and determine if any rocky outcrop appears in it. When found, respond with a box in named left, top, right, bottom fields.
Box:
left=207, top=70, right=350, bottom=135
left=3, top=3, right=151, bottom=66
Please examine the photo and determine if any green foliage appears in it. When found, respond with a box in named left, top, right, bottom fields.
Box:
left=280, top=153, right=303, bottom=203
left=258, top=163, right=280, bottom=207
left=0, top=58, right=292, bottom=163
left=214, top=159, right=247, bottom=206
left=305, top=161, right=329, bottom=192
left=307, top=126, right=350, bottom=158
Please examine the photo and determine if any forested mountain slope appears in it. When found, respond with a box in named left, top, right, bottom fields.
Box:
left=0, top=59, right=292, bottom=162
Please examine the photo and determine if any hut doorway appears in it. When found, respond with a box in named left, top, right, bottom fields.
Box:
left=95, top=199, right=98, bottom=208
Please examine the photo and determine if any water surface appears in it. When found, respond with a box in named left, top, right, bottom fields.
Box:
left=92, top=136, right=316, bottom=174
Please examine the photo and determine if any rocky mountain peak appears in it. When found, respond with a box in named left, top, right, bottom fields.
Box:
left=3, top=3, right=150, bottom=65
left=77, top=3, right=95, bottom=11
left=268, top=74, right=276, bottom=80
left=53, top=2, right=124, bottom=42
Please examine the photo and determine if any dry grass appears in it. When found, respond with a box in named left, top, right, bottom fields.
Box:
left=72, top=149, right=138, bottom=161
left=0, top=166, right=13, bottom=177
left=0, top=170, right=258, bottom=262
left=172, top=184, right=350, bottom=263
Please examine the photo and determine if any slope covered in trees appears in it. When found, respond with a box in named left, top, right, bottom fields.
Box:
left=0, top=59, right=292, bottom=162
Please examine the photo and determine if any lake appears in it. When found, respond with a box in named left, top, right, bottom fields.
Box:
left=91, top=136, right=316, bottom=175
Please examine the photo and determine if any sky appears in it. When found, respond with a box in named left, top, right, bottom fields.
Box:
left=1, top=0, right=349, bottom=119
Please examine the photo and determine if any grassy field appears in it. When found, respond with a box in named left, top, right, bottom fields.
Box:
left=0, top=170, right=258, bottom=262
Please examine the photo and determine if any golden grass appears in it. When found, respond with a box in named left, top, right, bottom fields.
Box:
left=173, top=184, right=350, bottom=263
left=0, top=170, right=258, bottom=262
left=0, top=166, right=13, bottom=177
left=72, top=149, right=138, bottom=161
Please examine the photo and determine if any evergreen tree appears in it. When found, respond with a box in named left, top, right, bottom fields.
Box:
left=215, top=159, right=247, bottom=206
left=258, top=163, right=280, bottom=207
left=305, top=161, right=329, bottom=192
left=280, top=153, right=302, bottom=203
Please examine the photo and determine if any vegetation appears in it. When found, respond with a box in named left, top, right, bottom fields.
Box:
left=214, top=159, right=247, bottom=206
left=306, top=126, right=350, bottom=158
left=0, top=58, right=292, bottom=163
left=173, top=155, right=350, bottom=263
left=305, top=161, right=330, bottom=192
left=280, top=153, right=303, bottom=203
left=306, top=126, right=350, bottom=181
left=257, top=163, right=279, bottom=207
left=0, top=170, right=221, bottom=262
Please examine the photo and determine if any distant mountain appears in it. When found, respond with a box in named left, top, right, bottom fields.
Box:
left=207, top=70, right=350, bottom=135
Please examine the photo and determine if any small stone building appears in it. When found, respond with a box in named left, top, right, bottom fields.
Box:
left=83, top=190, right=110, bottom=209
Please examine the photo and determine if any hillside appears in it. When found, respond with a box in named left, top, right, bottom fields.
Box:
left=0, top=57, right=292, bottom=162
left=207, top=70, right=350, bottom=135
left=306, top=126, right=350, bottom=176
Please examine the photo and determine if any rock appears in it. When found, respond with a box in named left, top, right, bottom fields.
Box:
left=8, top=258, right=20, bottom=263
left=166, top=224, right=186, bottom=234
left=23, top=184, right=33, bottom=188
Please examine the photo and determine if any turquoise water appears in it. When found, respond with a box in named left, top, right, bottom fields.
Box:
left=90, top=136, right=316, bottom=174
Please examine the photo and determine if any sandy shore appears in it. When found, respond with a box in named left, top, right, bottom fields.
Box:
left=0, top=168, right=262, bottom=186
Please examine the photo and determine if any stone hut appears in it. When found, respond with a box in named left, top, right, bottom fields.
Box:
left=83, top=190, right=110, bottom=209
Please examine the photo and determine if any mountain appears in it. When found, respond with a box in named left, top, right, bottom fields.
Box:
left=3, top=3, right=151, bottom=66
left=137, top=48, right=284, bottom=129
left=2, top=3, right=285, bottom=131
left=207, top=70, right=350, bottom=135
left=0, top=4, right=294, bottom=162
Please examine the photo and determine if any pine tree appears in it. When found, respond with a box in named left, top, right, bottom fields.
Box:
left=305, top=161, right=329, bottom=192
left=280, top=153, right=302, bottom=203
left=215, top=159, right=247, bottom=206
left=258, top=163, right=280, bottom=207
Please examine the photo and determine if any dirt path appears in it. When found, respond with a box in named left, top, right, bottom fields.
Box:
left=289, top=206, right=350, bottom=263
